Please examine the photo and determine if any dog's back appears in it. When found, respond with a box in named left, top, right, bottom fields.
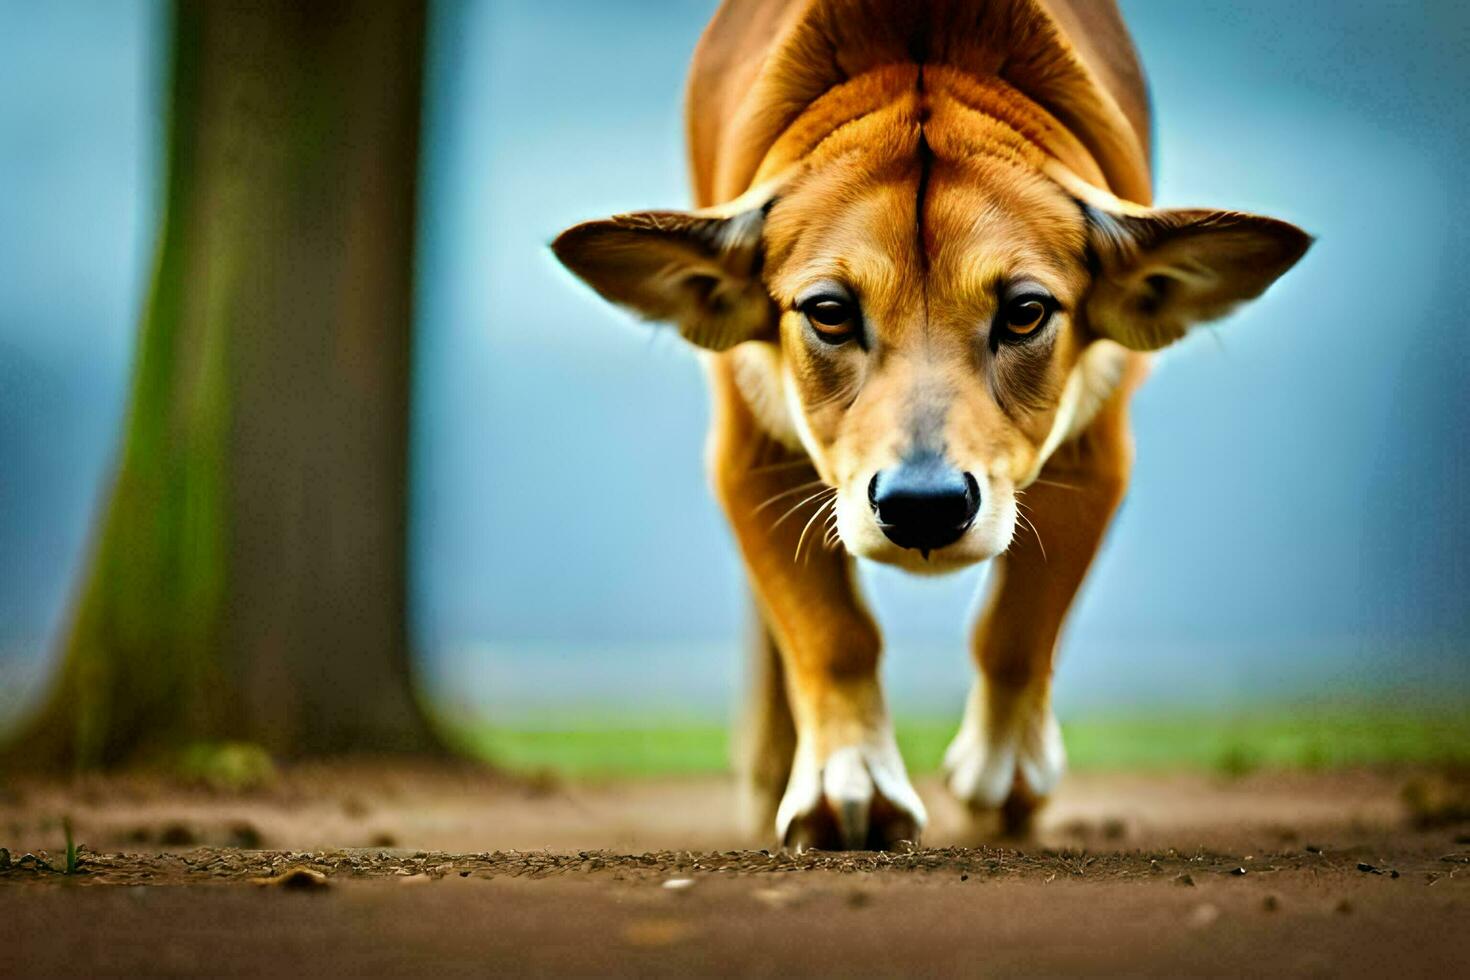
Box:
left=686, top=0, right=1151, bottom=207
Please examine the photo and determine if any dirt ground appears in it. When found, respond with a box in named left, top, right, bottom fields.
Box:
left=2, top=764, right=1467, bottom=977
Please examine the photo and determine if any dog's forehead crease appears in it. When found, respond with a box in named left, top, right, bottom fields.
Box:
left=930, top=187, right=1090, bottom=306
left=766, top=154, right=1087, bottom=330
left=766, top=180, right=918, bottom=302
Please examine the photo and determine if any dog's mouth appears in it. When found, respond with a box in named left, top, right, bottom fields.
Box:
left=876, top=543, right=987, bottom=574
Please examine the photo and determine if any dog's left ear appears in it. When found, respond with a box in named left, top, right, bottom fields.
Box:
left=1084, top=205, right=1312, bottom=351
left=552, top=190, right=777, bottom=352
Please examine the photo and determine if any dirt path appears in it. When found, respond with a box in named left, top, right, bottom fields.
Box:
left=2, top=767, right=1467, bottom=976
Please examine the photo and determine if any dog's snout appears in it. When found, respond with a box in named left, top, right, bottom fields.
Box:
left=868, top=452, right=980, bottom=555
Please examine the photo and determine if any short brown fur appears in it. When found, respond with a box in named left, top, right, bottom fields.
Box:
left=554, top=0, right=1308, bottom=848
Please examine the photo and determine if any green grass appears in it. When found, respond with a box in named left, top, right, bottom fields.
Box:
left=63, top=816, right=78, bottom=875
left=456, top=709, right=1470, bottom=779
left=464, top=725, right=730, bottom=777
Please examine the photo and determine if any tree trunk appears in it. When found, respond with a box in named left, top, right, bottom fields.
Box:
left=7, top=0, right=438, bottom=768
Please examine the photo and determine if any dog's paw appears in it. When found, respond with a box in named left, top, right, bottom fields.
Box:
left=943, top=680, right=1065, bottom=834
left=776, top=737, right=926, bottom=850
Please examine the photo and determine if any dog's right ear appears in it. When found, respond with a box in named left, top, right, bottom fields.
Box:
left=552, top=189, right=778, bottom=352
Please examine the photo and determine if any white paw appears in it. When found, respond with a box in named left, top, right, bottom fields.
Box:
left=776, top=734, right=927, bottom=850
left=943, top=680, right=1066, bottom=812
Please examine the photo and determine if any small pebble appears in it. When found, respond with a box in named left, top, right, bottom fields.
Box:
left=662, top=877, right=695, bottom=891
left=1174, top=873, right=1195, bottom=887
left=251, top=866, right=329, bottom=891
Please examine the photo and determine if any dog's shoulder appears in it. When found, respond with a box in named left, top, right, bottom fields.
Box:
left=1034, top=0, right=1151, bottom=179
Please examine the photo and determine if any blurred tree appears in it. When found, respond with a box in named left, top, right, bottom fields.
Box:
left=5, top=0, right=438, bottom=768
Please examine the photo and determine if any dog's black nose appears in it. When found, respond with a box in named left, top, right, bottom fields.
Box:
left=868, top=453, right=980, bottom=555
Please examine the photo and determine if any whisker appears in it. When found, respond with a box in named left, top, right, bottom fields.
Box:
left=819, top=504, right=842, bottom=550
left=794, top=498, right=831, bottom=563
left=747, top=457, right=815, bottom=476
left=771, top=486, right=836, bottom=533
left=1015, top=503, right=1047, bottom=562
left=823, top=520, right=844, bottom=550
left=1031, top=477, right=1080, bottom=492
left=751, top=479, right=825, bottom=515
left=797, top=496, right=842, bottom=562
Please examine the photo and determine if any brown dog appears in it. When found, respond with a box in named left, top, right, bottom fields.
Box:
left=553, top=0, right=1308, bottom=850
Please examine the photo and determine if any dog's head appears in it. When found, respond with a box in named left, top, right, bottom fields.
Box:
left=553, top=94, right=1309, bottom=573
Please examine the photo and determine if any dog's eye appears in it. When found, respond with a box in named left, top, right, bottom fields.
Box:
left=801, top=297, right=860, bottom=344
left=998, top=294, right=1053, bottom=341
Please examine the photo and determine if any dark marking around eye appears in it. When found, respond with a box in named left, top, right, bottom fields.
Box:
left=986, top=285, right=1060, bottom=417
left=988, top=335, right=1058, bottom=418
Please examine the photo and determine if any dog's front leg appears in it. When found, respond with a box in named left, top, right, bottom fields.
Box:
left=945, top=410, right=1132, bottom=835
left=708, top=362, right=925, bottom=851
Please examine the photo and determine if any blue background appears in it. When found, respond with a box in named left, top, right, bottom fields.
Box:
left=2, top=0, right=1466, bottom=726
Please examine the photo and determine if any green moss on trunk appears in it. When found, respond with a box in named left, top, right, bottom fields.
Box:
left=7, top=0, right=438, bottom=769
